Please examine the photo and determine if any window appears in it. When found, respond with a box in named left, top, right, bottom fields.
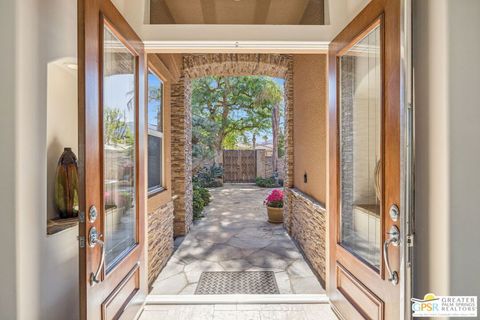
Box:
left=103, top=24, right=137, bottom=271
left=339, top=24, right=382, bottom=269
left=147, top=69, right=164, bottom=194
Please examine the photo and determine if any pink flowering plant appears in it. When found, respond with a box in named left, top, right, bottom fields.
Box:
left=264, top=189, right=284, bottom=208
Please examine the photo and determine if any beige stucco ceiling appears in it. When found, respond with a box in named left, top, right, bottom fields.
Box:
left=150, top=0, right=325, bottom=25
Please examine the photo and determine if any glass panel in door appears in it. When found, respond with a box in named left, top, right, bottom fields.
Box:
left=103, top=25, right=137, bottom=273
left=339, top=25, right=382, bottom=269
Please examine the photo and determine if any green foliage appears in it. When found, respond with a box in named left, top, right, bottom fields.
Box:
left=191, top=76, right=284, bottom=164
left=255, top=176, right=279, bottom=188
left=277, top=178, right=284, bottom=187
left=192, top=181, right=212, bottom=220
left=197, top=186, right=211, bottom=206
left=104, top=107, right=135, bottom=146
left=192, top=116, right=216, bottom=162
left=193, top=189, right=205, bottom=219
left=193, top=164, right=224, bottom=188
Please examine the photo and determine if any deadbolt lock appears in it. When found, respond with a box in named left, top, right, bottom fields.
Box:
left=89, top=205, right=98, bottom=223
left=389, top=204, right=399, bottom=222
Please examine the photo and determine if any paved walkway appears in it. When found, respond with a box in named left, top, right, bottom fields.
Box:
left=150, top=184, right=324, bottom=295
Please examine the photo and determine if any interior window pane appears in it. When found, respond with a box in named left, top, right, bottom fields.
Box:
left=339, top=24, right=382, bottom=269
left=148, top=71, right=163, bottom=132
left=148, top=135, right=162, bottom=191
left=103, top=25, right=137, bottom=272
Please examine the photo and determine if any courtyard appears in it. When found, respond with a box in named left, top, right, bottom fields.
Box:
left=150, top=184, right=324, bottom=295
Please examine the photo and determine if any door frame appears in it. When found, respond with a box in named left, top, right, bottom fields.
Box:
left=398, top=0, right=414, bottom=319
left=76, top=0, right=413, bottom=317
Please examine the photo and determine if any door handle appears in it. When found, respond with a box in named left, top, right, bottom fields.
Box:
left=383, top=225, right=400, bottom=285
left=88, top=227, right=105, bottom=286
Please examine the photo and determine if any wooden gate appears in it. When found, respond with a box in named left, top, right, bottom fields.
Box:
left=223, top=150, right=257, bottom=183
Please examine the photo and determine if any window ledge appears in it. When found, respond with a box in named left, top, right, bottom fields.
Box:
left=47, top=217, right=78, bottom=235
left=148, top=187, right=166, bottom=198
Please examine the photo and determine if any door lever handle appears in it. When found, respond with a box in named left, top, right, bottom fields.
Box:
left=383, top=225, right=399, bottom=285
left=88, top=227, right=105, bottom=286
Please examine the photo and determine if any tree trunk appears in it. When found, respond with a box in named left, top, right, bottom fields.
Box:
left=214, top=148, right=223, bottom=165
left=252, top=134, right=256, bottom=150
left=272, top=103, right=280, bottom=175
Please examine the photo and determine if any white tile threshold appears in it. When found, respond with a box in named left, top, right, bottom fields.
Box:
left=146, top=294, right=329, bottom=305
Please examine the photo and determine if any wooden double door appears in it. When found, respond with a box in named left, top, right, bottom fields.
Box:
left=223, top=150, right=257, bottom=183
left=77, top=0, right=410, bottom=318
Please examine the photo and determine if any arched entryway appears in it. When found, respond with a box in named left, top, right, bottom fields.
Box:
left=170, top=54, right=295, bottom=236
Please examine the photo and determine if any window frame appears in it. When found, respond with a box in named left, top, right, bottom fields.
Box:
left=147, top=66, right=165, bottom=196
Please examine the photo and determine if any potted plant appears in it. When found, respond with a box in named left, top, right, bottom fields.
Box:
left=264, top=189, right=284, bottom=223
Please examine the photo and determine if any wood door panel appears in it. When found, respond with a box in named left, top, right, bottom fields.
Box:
left=102, top=264, right=140, bottom=320
left=336, top=264, right=384, bottom=320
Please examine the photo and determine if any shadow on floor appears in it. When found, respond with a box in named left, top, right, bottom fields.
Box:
left=151, top=184, right=325, bottom=295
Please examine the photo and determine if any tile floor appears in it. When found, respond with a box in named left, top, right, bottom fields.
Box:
left=150, top=184, right=325, bottom=295
left=139, top=304, right=337, bottom=320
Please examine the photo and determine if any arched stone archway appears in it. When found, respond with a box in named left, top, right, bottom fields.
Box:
left=171, top=54, right=294, bottom=236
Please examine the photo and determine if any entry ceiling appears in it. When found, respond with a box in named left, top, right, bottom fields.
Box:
left=149, top=0, right=325, bottom=25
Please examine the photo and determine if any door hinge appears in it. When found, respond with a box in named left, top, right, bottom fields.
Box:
left=78, top=236, right=86, bottom=248
left=407, top=234, right=414, bottom=247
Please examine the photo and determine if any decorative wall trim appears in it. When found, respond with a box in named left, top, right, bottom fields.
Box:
left=144, top=41, right=330, bottom=54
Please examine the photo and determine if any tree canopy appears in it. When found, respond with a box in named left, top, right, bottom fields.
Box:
left=191, top=76, right=284, bottom=165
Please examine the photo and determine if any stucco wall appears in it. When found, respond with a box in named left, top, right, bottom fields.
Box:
left=0, top=0, right=80, bottom=319
left=414, top=0, right=480, bottom=299
left=292, top=55, right=327, bottom=203
left=283, top=55, right=328, bottom=289
left=0, top=0, right=18, bottom=318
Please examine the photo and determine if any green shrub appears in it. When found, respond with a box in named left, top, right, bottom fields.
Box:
left=205, top=180, right=223, bottom=188
left=277, top=178, right=284, bottom=187
left=193, top=188, right=205, bottom=219
left=255, top=176, right=278, bottom=188
left=194, top=164, right=224, bottom=188
left=197, top=186, right=211, bottom=205
left=192, top=183, right=211, bottom=219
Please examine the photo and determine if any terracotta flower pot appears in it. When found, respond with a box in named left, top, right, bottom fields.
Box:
left=267, top=206, right=283, bottom=224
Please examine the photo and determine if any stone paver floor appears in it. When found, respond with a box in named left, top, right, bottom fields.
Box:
left=150, top=184, right=325, bottom=295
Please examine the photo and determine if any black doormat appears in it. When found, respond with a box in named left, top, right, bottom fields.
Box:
left=195, top=271, right=279, bottom=295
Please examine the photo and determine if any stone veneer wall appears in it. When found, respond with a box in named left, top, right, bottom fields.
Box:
left=171, top=54, right=294, bottom=236
left=148, top=201, right=175, bottom=289
left=171, top=73, right=193, bottom=236
left=265, top=156, right=285, bottom=180
left=340, top=56, right=354, bottom=237
left=285, top=188, right=327, bottom=286
left=283, top=57, right=295, bottom=232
